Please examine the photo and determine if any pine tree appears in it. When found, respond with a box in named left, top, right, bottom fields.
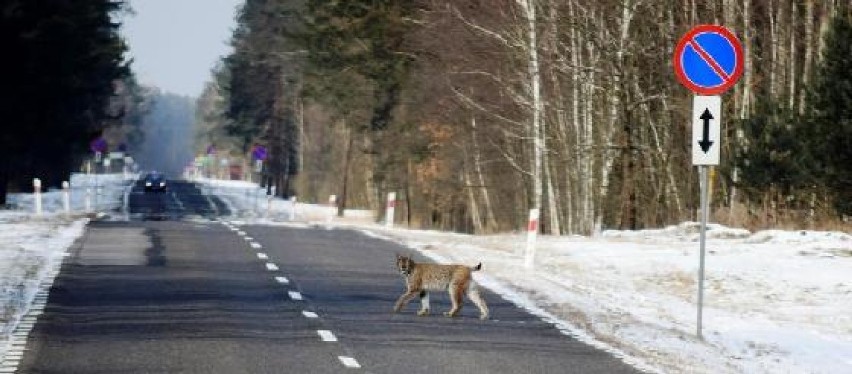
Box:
left=806, top=9, right=852, bottom=215
left=0, top=0, right=129, bottom=204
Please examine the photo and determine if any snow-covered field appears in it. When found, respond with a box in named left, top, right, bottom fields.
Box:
left=2, top=175, right=850, bottom=374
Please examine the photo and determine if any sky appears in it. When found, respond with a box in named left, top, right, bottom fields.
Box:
left=120, top=0, right=245, bottom=97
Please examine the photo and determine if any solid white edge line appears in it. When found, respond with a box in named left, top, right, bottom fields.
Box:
left=317, top=330, right=337, bottom=342
left=338, top=356, right=361, bottom=368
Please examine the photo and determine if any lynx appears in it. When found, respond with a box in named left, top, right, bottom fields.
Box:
left=393, top=254, right=489, bottom=320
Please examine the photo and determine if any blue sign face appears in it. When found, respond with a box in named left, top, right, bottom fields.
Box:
left=674, top=25, right=743, bottom=95
left=252, top=145, right=267, bottom=161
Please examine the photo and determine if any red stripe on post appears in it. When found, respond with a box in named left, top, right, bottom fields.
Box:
left=527, top=219, right=538, bottom=232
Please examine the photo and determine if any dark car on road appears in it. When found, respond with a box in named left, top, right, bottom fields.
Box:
left=143, top=172, right=167, bottom=192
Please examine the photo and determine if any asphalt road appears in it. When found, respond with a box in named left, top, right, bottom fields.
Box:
left=14, top=180, right=643, bottom=373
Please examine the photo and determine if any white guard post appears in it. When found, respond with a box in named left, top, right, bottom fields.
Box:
left=289, top=196, right=297, bottom=221
left=85, top=185, right=92, bottom=213
left=62, top=181, right=71, bottom=214
left=33, top=178, right=42, bottom=215
left=327, top=195, right=337, bottom=223
left=385, top=192, right=396, bottom=228
left=524, top=208, right=540, bottom=269
left=266, top=186, right=276, bottom=217
left=254, top=185, right=262, bottom=215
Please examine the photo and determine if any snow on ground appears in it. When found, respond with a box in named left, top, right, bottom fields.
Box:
left=0, top=173, right=134, bottom=358
left=1, top=175, right=850, bottom=374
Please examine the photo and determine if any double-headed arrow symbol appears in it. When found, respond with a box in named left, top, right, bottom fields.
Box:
left=698, top=108, right=714, bottom=153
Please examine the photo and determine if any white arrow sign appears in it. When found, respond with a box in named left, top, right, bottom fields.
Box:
left=692, top=96, right=721, bottom=165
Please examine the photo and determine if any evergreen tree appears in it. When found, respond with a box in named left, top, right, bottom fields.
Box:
left=806, top=9, right=852, bottom=215
left=731, top=100, right=814, bottom=207
left=0, top=0, right=130, bottom=204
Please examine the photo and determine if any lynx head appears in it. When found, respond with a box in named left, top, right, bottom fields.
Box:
left=395, top=254, right=415, bottom=276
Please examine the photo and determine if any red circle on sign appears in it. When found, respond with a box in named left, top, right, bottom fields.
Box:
left=673, top=25, right=744, bottom=95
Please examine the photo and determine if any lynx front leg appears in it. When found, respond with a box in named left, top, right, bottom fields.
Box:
left=417, top=291, right=430, bottom=316
left=393, top=290, right=420, bottom=313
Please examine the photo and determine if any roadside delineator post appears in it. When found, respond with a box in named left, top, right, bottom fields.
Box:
left=524, top=208, right=540, bottom=269
left=62, top=181, right=71, bottom=215
left=385, top=192, right=396, bottom=228
left=266, top=186, right=276, bottom=218
left=85, top=186, right=92, bottom=213
left=289, top=196, right=297, bottom=221
left=33, top=178, right=42, bottom=216
left=327, top=195, right=337, bottom=223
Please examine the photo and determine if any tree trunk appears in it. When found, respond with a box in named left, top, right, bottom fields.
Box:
left=338, top=121, right=354, bottom=217
left=518, top=0, right=545, bottom=216
left=470, top=117, right=498, bottom=232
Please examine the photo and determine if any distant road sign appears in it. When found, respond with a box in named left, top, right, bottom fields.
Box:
left=252, top=145, right=268, bottom=161
left=674, top=25, right=743, bottom=95
left=692, top=96, right=721, bottom=165
left=90, top=137, right=107, bottom=153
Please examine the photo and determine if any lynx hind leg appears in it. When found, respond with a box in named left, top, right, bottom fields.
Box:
left=444, top=284, right=464, bottom=317
left=467, top=283, right=489, bottom=320
left=417, top=291, right=430, bottom=316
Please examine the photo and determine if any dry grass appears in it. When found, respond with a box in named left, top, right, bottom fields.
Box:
left=713, top=203, right=851, bottom=233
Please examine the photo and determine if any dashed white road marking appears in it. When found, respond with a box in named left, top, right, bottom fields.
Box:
left=338, top=356, right=361, bottom=368
left=257, top=253, right=268, bottom=260
left=275, top=276, right=289, bottom=284
left=237, top=231, right=247, bottom=236
left=265, top=263, right=279, bottom=271
left=288, top=291, right=303, bottom=300
left=250, top=242, right=262, bottom=249
left=317, top=330, right=337, bottom=342
left=302, top=310, right=318, bottom=318
left=244, top=236, right=254, bottom=241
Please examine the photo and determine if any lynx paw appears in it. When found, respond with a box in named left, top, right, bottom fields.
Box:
left=443, top=311, right=458, bottom=318
left=417, top=309, right=430, bottom=316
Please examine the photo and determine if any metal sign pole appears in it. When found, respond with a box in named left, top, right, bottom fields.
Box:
left=697, top=165, right=709, bottom=338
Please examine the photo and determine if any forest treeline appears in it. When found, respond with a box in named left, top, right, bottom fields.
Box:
left=0, top=0, right=140, bottom=205
left=200, top=0, right=852, bottom=234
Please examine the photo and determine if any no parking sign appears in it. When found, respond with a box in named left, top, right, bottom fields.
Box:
left=673, top=25, right=744, bottom=339
left=673, top=25, right=743, bottom=95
